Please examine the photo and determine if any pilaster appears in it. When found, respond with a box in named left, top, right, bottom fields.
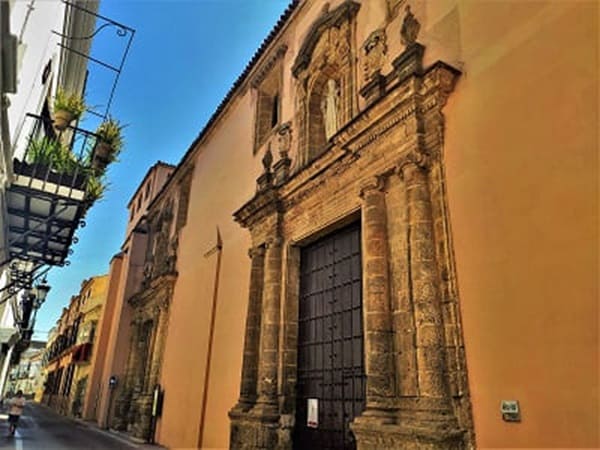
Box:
left=231, top=246, right=266, bottom=413
left=251, top=236, right=283, bottom=419
left=354, top=175, right=397, bottom=420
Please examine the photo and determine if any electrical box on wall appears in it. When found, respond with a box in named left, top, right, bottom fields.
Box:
left=501, top=400, right=521, bottom=422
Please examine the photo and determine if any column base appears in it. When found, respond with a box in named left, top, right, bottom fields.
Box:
left=112, top=389, right=132, bottom=431
left=131, top=394, right=153, bottom=441
left=229, top=411, right=280, bottom=450
left=230, top=399, right=255, bottom=415
left=248, top=398, right=279, bottom=421
left=351, top=420, right=464, bottom=450
left=351, top=398, right=464, bottom=450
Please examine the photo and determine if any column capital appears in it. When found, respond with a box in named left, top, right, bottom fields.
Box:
left=359, top=174, right=387, bottom=198
left=248, top=246, right=266, bottom=259
left=265, top=236, right=283, bottom=249
left=397, top=150, right=430, bottom=178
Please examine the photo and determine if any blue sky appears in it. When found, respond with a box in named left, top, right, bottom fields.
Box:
left=34, top=0, right=290, bottom=340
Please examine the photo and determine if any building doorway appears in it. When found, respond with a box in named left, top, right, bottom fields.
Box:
left=294, top=223, right=365, bottom=450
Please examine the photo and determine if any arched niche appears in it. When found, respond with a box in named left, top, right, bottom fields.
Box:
left=293, top=1, right=360, bottom=169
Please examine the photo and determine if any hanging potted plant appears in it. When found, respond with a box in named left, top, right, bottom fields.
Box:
left=85, top=174, right=108, bottom=203
left=92, top=117, right=124, bottom=172
left=53, top=88, right=86, bottom=131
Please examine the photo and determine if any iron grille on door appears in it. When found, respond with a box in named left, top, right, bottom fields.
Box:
left=294, top=223, right=365, bottom=450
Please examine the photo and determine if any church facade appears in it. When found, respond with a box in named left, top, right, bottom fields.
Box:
left=89, top=1, right=598, bottom=449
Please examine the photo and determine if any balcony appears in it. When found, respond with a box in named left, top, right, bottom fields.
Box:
left=6, top=113, right=103, bottom=270
left=72, top=342, right=93, bottom=364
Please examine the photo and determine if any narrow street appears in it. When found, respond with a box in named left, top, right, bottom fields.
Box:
left=0, top=403, right=156, bottom=450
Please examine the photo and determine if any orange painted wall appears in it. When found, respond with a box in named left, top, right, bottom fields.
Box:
left=79, top=274, right=110, bottom=420
left=83, top=254, right=122, bottom=421
left=155, top=1, right=599, bottom=448
left=440, top=1, right=599, bottom=448
left=94, top=252, right=126, bottom=427
left=158, top=93, right=258, bottom=449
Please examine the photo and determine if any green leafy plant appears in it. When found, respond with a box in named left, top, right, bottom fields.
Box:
left=54, top=145, right=82, bottom=175
left=85, top=174, right=108, bottom=202
left=26, top=137, right=62, bottom=166
left=26, top=137, right=85, bottom=175
left=53, top=88, right=86, bottom=118
left=95, top=117, right=125, bottom=160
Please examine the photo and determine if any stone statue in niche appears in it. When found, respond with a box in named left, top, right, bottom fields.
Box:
left=362, top=29, right=387, bottom=83
left=401, top=5, right=420, bottom=47
left=321, top=78, right=340, bottom=140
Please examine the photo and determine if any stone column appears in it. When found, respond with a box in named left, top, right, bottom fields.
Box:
left=358, top=176, right=397, bottom=417
left=398, top=152, right=455, bottom=425
left=113, top=319, right=141, bottom=430
left=251, top=237, right=283, bottom=418
left=232, top=246, right=265, bottom=413
left=148, top=302, right=169, bottom=388
left=133, top=321, right=150, bottom=393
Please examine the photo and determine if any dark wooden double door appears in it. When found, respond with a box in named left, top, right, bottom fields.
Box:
left=294, top=224, right=365, bottom=450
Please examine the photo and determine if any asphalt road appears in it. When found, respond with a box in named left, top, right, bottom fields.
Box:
left=0, top=403, right=155, bottom=450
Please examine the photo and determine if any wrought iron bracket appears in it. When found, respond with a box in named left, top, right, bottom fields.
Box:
left=51, top=0, right=136, bottom=119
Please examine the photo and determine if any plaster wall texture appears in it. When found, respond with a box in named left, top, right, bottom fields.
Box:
left=93, top=249, right=132, bottom=427
left=7, top=0, right=63, bottom=158
left=80, top=274, right=111, bottom=420
left=151, top=0, right=597, bottom=448
left=94, top=163, right=176, bottom=427
left=126, top=163, right=176, bottom=238
left=441, top=2, right=598, bottom=448
left=92, top=254, right=124, bottom=425
left=158, top=92, right=259, bottom=449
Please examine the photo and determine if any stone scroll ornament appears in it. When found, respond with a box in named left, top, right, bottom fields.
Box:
left=362, top=29, right=387, bottom=83
left=401, top=5, right=420, bottom=47
left=277, top=122, right=292, bottom=158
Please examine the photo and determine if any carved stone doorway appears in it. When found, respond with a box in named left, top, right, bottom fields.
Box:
left=294, top=223, right=365, bottom=450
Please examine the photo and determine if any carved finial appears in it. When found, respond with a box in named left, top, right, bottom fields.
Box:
left=262, top=146, right=273, bottom=172
left=401, top=5, right=420, bottom=47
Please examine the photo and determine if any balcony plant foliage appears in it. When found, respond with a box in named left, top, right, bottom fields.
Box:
left=24, top=137, right=107, bottom=204
left=93, top=117, right=124, bottom=171
left=85, top=173, right=108, bottom=202
left=53, top=89, right=86, bottom=131
left=26, top=138, right=80, bottom=174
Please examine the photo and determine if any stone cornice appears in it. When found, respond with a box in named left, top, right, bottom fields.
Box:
left=233, top=187, right=281, bottom=229
left=250, top=44, right=288, bottom=89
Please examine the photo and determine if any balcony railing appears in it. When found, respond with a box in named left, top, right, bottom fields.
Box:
left=6, top=113, right=104, bottom=269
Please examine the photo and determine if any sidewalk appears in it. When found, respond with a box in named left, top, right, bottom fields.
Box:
left=73, top=417, right=167, bottom=450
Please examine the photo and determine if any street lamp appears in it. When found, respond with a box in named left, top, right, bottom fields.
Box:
left=25, top=278, right=51, bottom=336
left=31, top=278, right=51, bottom=309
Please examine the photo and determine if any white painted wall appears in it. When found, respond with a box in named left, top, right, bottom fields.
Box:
left=8, top=0, right=66, bottom=160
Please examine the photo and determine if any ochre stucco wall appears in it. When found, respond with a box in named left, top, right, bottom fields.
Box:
left=156, top=1, right=598, bottom=448
left=441, top=2, right=598, bottom=448
left=85, top=256, right=122, bottom=422
left=157, top=90, right=261, bottom=448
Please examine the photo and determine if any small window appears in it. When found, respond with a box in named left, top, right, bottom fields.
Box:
left=271, top=93, right=279, bottom=128
left=253, top=58, right=283, bottom=152
left=145, top=182, right=151, bottom=200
